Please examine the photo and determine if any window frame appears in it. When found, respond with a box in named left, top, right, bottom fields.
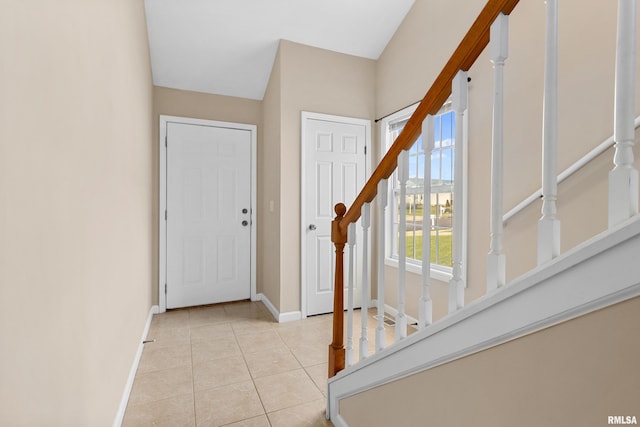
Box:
left=380, top=102, right=468, bottom=284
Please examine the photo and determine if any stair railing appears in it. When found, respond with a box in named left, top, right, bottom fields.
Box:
left=328, top=0, right=638, bottom=378
left=328, top=0, right=521, bottom=377
left=503, top=116, right=640, bottom=225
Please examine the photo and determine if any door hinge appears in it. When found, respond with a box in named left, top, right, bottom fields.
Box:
left=165, top=210, right=167, bottom=221
left=165, top=135, right=167, bottom=148
left=364, top=145, right=367, bottom=155
left=165, top=283, right=167, bottom=294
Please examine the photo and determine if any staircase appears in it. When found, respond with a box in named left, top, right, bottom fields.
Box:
left=325, top=0, right=640, bottom=425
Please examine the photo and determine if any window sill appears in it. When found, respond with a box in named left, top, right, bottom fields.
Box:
left=384, top=257, right=452, bottom=283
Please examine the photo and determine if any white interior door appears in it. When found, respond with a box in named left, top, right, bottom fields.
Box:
left=303, top=114, right=368, bottom=316
left=167, top=122, right=251, bottom=309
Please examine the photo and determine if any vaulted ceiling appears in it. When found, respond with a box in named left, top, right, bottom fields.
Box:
left=144, top=0, right=415, bottom=100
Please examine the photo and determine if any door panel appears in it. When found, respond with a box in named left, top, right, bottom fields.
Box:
left=167, top=123, right=251, bottom=309
left=316, top=162, right=333, bottom=217
left=315, top=236, right=334, bottom=294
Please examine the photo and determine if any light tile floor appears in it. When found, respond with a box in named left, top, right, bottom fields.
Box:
left=123, top=300, right=406, bottom=426
left=124, top=300, right=367, bottom=426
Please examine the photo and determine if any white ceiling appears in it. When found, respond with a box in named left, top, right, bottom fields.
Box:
left=144, top=0, right=415, bottom=100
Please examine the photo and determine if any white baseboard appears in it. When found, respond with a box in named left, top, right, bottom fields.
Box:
left=257, top=293, right=279, bottom=320
left=113, top=305, right=158, bottom=427
left=333, top=414, right=349, bottom=427
left=256, top=293, right=302, bottom=323
left=279, top=310, right=303, bottom=323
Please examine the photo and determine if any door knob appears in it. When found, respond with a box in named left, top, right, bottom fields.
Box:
left=308, top=224, right=317, bottom=231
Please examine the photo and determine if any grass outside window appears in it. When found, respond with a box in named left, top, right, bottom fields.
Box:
left=405, top=229, right=452, bottom=267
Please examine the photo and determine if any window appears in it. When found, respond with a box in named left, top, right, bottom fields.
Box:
left=382, top=101, right=465, bottom=282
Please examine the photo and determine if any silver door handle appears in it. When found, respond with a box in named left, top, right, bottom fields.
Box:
left=308, top=224, right=317, bottom=231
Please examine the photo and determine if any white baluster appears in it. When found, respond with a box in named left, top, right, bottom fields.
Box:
left=359, top=203, right=370, bottom=360
left=449, top=70, right=468, bottom=313
left=346, top=222, right=356, bottom=367
left=487, top=13, right=509, bottom=292
left=609, top=0, right=639, bottom=227
left=419, top=116, right=434, bottom=329
left=396, top=150, right=409, bottom=341
left=537, top=0, right=561, bottom=265
left=376, top=180, right=388, bottom=351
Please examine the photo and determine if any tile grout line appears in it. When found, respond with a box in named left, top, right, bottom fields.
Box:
left=132, top=302, right=334, bottom=426
left=229, top=308, right=274, bottom=427
left=275, top=327, right=328, bottom=398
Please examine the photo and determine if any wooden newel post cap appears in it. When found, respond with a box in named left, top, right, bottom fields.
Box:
left=332, top=203, right=347, bottom=245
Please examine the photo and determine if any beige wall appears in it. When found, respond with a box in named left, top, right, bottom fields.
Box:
left=264, top=40, right=376, bottom=313
left=383, top=266, right=450, bottom=322
left=375, top=0, right=640, bottom=309
left=375, top=0, right=486, bottom=118
left=153, top=86, right=262, bottom=125
left=261, top=48, right=283, bottom=310
left=0, top=1, right=154, bottom=425
left=340, top=296, right=640, bottom=426
left=152, top=86, right=263, bottom=303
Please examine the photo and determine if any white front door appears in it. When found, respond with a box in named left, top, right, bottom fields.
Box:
left=303, top=113, right=369, bottom=316
left=166, top=122, right=252, bottom=309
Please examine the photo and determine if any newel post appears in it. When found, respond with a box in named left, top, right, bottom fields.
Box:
left=328, top=203, right=347, bottom=378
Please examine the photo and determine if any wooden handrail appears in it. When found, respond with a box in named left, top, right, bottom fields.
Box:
left=329, top=0, right=521, bottom=378
left=338, top=0, right=520, bottom=234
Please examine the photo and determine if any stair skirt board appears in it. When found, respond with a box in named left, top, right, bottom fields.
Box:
left=327, top=216, right=640, bottom=422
